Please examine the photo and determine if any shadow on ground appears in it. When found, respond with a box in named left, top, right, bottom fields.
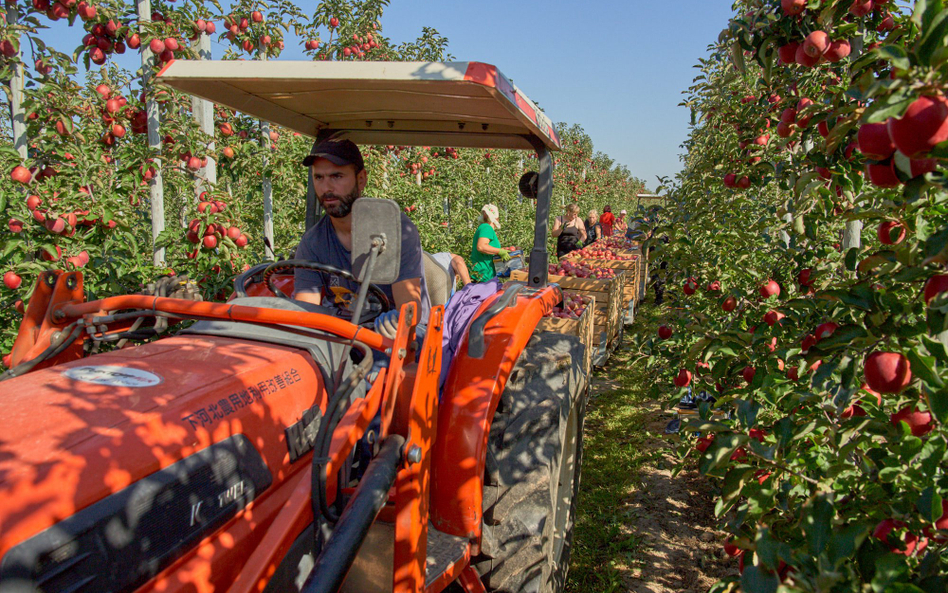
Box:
left=566, top=304, right=737, bottom=593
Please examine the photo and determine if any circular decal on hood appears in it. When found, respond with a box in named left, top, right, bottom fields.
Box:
left=63, top=365, right=163, bottom=388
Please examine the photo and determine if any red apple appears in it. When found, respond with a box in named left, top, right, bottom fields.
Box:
left=737, top=176, right=751, bottom=189
left=825, top=39, right=851, bottom=62
left=203, top=235, right=218, bottom=249
left=722, top=296, right=737, bottom=312
left=742, top=366, right=756, bottom=383
left=796, top=43, right=821, bottom=67
left=841, top=384, right=882, bottom=418
left=782, top=0, right=805, bottom=15
left=850, top=0, right=873, bottom=16
left=10, top=166, right=31, bottom=184
left=778, top=42, right=799, bottom=65
left=815, top=322, right=838, bottom=341
left=873, top=519, right=927, bottom=555
left=251, top=10, right=263, bottom=22
left=864, top=351, right=911, bottom=394
left=803, top=31, right=830, bottom=58
left=760, top=279, right=781, bottom=299
left=149, top=37, right=165, bottom=54
left=866, top=161, right=901, bottom=188
left=658, top=325, right=673, bottom=340
left=3, top=271, right=21, bottom=290
left=723, top=173, right=737, bottom=187
left=923, top=274, right=948, bottom=305
left=887, top=96, right=948, bottom=158
left=877, top=221, right=905, bottom=245
left=763, top=310, right=786, bottom=326
left=857, top=121, right=896, bottom=160
left=674, top=369, right=692, bottom=388
left=891, top=406, right=932, bottom=436
left=798, top=268, right=814, bottom=287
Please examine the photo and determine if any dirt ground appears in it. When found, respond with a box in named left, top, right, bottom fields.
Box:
left=566, top=344, right=738, bottom=593
left=612, top=396, right=736, bottom=593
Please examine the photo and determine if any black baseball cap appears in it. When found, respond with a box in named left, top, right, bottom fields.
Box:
left=302, top=137, right=365, bottom=170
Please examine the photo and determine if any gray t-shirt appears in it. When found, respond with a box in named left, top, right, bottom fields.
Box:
left=294, top=211, right=431, bottom=328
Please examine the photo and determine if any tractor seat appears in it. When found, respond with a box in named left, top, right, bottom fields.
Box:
left=423, top=252, right=453, bottom=308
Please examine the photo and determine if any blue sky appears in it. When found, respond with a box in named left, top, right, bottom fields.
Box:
left=380, top=1, right=737, bottom=189
left=30, top=1, right=737, bottom=190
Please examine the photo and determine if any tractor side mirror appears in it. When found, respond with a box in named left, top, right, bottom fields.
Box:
left=351, top=198, right=402, bottom=285
left=518, top=171, right=538, bottom=200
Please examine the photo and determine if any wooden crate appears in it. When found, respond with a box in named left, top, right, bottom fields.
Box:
left=559, top=252, right=641, bottom=309
left=534, top=297, right=594, bottom=380
left=511, top=269, right=624, bottom=348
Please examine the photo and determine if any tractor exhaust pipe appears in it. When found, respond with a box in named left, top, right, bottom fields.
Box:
left=301, top=434, right=405, bottom=593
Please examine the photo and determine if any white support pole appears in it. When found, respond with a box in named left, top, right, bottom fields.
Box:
left=138, top=0, right=165, bottom=266
left=6, top=6, right=27, bottom=159
left=191, top=32, right=216, bottom=199
left=259, top=51, right=274, bottom=260
left=842, top=220, right=862, bottom=252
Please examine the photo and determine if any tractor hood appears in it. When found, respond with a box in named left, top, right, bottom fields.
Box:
left=0, top=334, right=328, bottom=591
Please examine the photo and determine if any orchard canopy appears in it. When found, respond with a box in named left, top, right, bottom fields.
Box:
left=0, top=0, right=647, bottom=352
left=640, top=0, right=948, bottom=591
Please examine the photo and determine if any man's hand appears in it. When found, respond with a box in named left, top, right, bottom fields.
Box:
left=498, top=249, right=511, bottom=262
left=373, top=310, right=399, bottom=339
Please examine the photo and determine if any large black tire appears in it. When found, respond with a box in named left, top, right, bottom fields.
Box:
left=472, top=332, right=588, bottom=592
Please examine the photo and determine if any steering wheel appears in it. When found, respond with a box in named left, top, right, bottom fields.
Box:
left=252, top=259, right=391, bottom=319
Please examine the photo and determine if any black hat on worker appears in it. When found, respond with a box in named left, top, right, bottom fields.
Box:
left=302, top=137, right=365, bottom=170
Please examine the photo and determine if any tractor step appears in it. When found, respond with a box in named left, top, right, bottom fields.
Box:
left=425, top=527, right=470, bottom=590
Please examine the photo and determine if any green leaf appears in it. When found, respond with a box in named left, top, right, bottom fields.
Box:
left=828, top=523, right=869, bottom=568
left=918, top=10, right=948, bottom=66
left=816, top=324, right=869, bottom=351
left=864, top=93, right=915, bottom=124
left=877, top=45, right=911, bottom=70
left=699, top=433, right=749, bottom=476
left=803, top=493, right=834, bottom=556
left=722, top=467, right=752, bottom=504
left=917, top=486, right=943, bottom=522
left=740, top=565, right=779, bottom=593
left=925, top=387, right=948, bottom=425
left=736, top=398, right=760, bottom=429
left=918, top=438, right=946, bottom=477
left=907, top=350, right=944, bottom=389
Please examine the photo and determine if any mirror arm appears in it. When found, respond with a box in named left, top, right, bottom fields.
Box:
left=526, top=135, right=552, bottom=288
left=334, top=238, right=382, bottom=391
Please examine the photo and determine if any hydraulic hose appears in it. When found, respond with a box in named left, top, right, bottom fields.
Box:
left=301, top=434, right=404, bottom=593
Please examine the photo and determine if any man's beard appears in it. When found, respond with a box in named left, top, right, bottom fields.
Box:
left=319, top=184, right=360, bottom=218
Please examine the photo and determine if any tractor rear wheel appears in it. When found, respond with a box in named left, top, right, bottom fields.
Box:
left=472, top=332, right=588, bottom=592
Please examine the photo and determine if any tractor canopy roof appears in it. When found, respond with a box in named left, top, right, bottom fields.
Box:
left=156, top=60, right=560, bottom=151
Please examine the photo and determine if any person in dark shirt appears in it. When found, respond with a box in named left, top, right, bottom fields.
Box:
left=293, top=137, right=430, bottom=339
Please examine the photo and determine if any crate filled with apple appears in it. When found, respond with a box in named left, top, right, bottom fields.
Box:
left=536, top=290, right=595, bottom=378
left=511, top=266, right=625, bottom=353
left=561, top=241, right=644, bottom=309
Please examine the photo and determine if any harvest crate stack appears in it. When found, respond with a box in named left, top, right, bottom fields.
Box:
left=511, top=269, right=625, bottom=364
left=534, top=296, right=595, bottom=379
left=560, top=240, right=644, bottom=318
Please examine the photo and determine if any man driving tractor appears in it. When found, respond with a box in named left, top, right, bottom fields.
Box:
left=292, top=137, right=431, bottom=339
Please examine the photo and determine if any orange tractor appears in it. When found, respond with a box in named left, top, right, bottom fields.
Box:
left=0, top=61, right=588, bottom=593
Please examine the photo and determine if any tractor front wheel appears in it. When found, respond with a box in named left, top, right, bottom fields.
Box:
left=472, top=332, right=588, bottom=592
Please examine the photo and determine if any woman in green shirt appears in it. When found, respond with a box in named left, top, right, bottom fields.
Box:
left=470, top=203, right=511, bottom=282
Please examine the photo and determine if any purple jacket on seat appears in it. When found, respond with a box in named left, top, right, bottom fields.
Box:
left=439, top=279, right=502, bottom=390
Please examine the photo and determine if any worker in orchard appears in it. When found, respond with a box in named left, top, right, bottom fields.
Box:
left=292, top=137, right=430, bottom=339
left=469, top=203, right=512, bottom=282
left=552, top=203, right=587, bottom=258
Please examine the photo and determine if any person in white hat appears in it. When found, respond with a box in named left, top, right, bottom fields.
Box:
left=470, top=203, right=511, bottom=282
left=614, top=209, right=629, bottom=235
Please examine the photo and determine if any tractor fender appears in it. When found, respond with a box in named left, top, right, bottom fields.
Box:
left=428, top=283, right=560, bottom=545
